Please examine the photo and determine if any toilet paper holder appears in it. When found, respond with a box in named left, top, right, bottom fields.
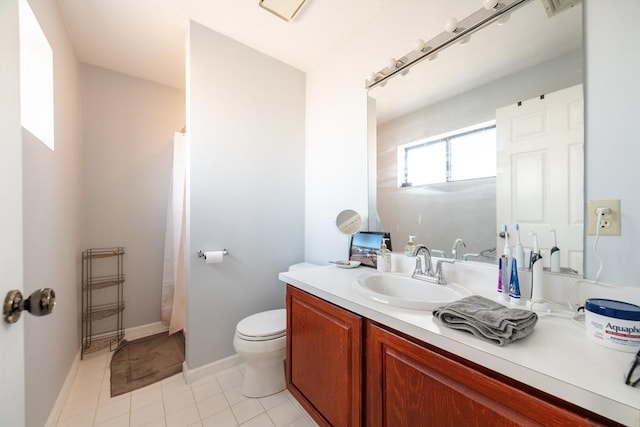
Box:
left=197, top=249, right=229, bottom=258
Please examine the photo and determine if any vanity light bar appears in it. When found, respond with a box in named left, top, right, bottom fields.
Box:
left=365, top=0, right=532, bottom=90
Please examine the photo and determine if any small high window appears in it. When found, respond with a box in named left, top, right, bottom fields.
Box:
left=19, top=0, right=54, bottom=150
left=398, top=122, right=496, bottom=187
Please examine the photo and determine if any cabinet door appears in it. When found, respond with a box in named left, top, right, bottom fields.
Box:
left=367, top=322, right=610, bottom=427
left=286, top=285, right=362, bottom=427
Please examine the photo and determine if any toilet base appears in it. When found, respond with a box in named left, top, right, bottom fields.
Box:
left=242, top=358, right=286, bottom=398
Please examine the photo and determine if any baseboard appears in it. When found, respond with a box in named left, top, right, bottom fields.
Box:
left=124, top=321, right=169, bottom=341
left=44, top=350, right=81, bottom=427
left=182, top=353, right=243, bottom=384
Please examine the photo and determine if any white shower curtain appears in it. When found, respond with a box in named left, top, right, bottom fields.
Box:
left=161, top=132, right=187, bottom=334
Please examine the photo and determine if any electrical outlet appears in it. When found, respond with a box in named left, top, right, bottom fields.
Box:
left=587, top=199, right=621, bottom=236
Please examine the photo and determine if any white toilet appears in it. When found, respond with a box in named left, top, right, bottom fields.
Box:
left=233, top=263, right=317, bottom=398
left=233, top=308, right=287, bottom=398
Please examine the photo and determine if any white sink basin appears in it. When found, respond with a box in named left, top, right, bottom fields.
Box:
left=353, top=273, right=472, bottom=310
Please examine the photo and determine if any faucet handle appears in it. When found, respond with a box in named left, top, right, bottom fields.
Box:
left=431, top=249, right=448, bottom=258
left=434, top=258, right=455, bottom=284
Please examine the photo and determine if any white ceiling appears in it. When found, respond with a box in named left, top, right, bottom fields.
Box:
left=55, top=0, right=581, bottom=121
left=56, top=0, right=483, bottom=90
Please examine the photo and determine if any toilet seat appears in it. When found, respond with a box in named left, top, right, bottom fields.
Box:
left=236, top=309, right=285, bottom=342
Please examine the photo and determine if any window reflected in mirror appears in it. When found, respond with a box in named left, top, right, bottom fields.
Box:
left=400, top=122, right=496, bottom=187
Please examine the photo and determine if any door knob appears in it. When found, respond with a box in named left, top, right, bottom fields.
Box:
left=3, top=288, right=56, bottom=324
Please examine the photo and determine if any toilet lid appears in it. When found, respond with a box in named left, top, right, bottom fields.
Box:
left=236, top=309, right=286, bottom=340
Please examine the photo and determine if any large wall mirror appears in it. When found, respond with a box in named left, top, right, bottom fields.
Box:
left=368, top=0, right=583, bottom=274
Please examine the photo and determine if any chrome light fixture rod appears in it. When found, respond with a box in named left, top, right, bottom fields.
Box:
left=366, top=0, right=532, bottom=90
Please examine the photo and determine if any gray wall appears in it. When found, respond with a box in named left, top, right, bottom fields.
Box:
left=80, top=64, right=185, bottom=328
left=22, top=1, right=82, bottom=426
left=376, top=51, right=583, bottom=259
left=584, top=0, right=640, bottom=285
left=187, top=21, right=305, bottom=368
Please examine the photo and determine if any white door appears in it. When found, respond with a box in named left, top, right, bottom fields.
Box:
left=0, top=0, right=26, bottom=425
left=496, top=84, right=584, bottom=274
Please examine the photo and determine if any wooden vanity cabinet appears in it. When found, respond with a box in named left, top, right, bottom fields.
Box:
left=286, top=285, right=363, bottom=427
left=367, top=322, right=616, bottom=427
left=286, top=285, right=618, bottom=427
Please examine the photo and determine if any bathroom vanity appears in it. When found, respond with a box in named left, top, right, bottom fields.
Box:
left=280, top=264, right=640, bottom=426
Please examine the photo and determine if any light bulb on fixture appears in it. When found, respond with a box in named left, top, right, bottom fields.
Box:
left=444, top=17, right=458, bottom=33
left=414, top=38, right=426, bottom=52
left=483, top=0, right=499, bottom=10
left=497, top=13, right=510, bottom=25
left=388, top=58, right=404, bottom=69
left=459, top=36, right=471, bottom=45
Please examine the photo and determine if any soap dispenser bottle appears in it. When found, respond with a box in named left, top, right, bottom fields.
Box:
left=404, top=235, right=416, bottom=256
left=377, top=238, right=391, bottom=272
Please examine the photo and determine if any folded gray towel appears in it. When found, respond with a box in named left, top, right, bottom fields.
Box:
left=433, top=295, right=538, bottom=346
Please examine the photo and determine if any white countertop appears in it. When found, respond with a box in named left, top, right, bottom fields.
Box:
left=279, top=264, right=640, bottom=426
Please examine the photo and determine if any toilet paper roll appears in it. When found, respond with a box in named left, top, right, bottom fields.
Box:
left=204, top=251, right=224, bottom=264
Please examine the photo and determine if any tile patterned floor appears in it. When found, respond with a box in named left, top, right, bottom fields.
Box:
left=55, top=349, right=318, bottom=427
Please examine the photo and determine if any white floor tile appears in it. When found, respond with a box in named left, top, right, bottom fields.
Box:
left=140, top=418, right=167, bottom=427
left=189, top=374, right=217, bottom=388
left=164, top=389, right=195, bottom=415
left=258, top=392, right=288, bottom=411
left=75, top=364, right=106, bottom=384
left=94, top=396, right=130, bottom=425
left=231, top=399, right=264, bottom=424
left=165, top=404, right=201, bottom=427
left=267, top=400, right=303, bottom=427
left=196, top=392, right=229, bottom=419
left=59, top=392, right=99, bottom=420
left=201, top=409, right=238, bottom=427
left=162, top=376, right=191, bottom=398
left=94, top=412, right=130, bottom=427
left=284, top=419, right=313, bottom=427
left=56, top=344, right=316, bottom=427
left=130, top=400, right=164, bottom=427
left=99, top=389, right=130, bottom=406
left=241, top=413, right=275, bottom=427
left=223, top=385, right=247, bottom=407
left=192, top=379, right=223, bottom=402
left=67, top=378, right=103, bottom=402
left=56, top=409, right=96, bottom=427
left=132, top=384, right=163, bottom=410
left=217, top=369, right=244, bottom=391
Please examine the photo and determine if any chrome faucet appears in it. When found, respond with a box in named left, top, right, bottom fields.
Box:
left=409, top=244, right=453, bottom=285
left=451, top=239, right=466, bottom=260
left=411, top=244, right=433, bottom=276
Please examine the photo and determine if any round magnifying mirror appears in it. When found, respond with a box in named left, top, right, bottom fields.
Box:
left=336, top=209, right=362, bottom=235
